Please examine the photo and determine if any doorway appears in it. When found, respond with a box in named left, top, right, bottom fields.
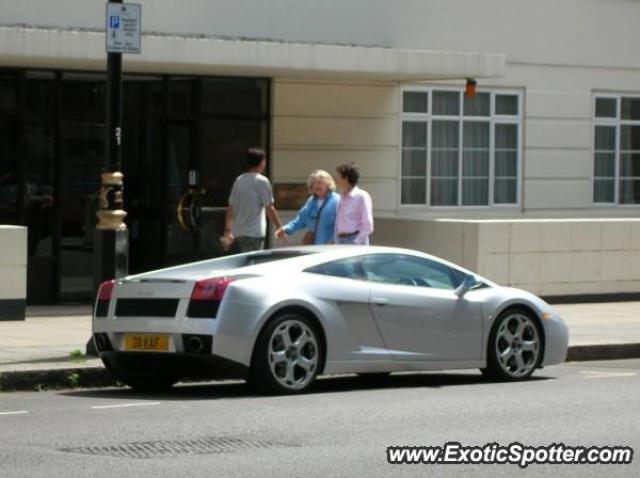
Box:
left=125, top=77, right=271, bottom=274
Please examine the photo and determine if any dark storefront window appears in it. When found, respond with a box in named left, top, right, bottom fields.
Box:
left=0, top=73, right=19, bottom=227
left=0, top=117, right=21, bottom=224
left=0, top=73, right=17, bottom=110
left=24, top=71, right=56, bottom=302
left=0, top=68, right=270, bottom=303
left=59, top=73, right=106, bottom=300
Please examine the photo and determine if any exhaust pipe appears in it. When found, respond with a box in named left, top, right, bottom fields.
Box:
left=187, top=336, right=204, bottom=354
left=94, top=333, right=112, bottom=351
left=96, top=334, right=107, bottom=350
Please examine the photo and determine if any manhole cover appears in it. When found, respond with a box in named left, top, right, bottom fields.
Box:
left=59, top=436, right=295, bottom=459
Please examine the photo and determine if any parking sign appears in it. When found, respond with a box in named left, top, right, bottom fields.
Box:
left=106, top=3, right=141, bottom=54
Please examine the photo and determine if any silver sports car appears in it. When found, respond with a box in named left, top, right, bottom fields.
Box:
left=93, top=246, right=569, bottom=394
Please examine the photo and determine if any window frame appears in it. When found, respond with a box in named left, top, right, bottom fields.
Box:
left=592, top=93, right=640, bottom=207
left=399, top=86, right=523, bottom=210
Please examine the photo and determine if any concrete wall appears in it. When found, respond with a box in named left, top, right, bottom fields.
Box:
left=0, top=226, right=27, bottom=320
left=272, top=79, right=399, bottom=214
left=486, top=63, right=640, bottom=217
left=3, top=1, right=639, bottom=70
left=373, top=218, right=640, bottom=297
left=272, top=71, right=640, bottom=219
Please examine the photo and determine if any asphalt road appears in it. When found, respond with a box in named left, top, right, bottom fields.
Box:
left=1, top=360, right=638, bottom=478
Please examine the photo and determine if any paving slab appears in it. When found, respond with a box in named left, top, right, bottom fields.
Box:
left=553, top=301, right=640, bottom=346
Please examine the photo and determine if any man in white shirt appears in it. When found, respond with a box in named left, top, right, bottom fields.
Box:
left=223, top=148, right=284, bottom=252
left=334, top=162, right=374, bottom=245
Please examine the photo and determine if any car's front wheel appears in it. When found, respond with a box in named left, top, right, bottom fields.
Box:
left=482, top=308, right=543, bottom=381
left=249, top=313, right=323, bottom=394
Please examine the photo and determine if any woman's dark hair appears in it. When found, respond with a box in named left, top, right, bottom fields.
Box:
left=246, top=148, right=266, bottom=168
left=336, top=162, right=360, bottom=186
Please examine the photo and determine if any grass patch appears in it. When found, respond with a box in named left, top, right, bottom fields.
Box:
left=69, top=349, right=85, bottom=362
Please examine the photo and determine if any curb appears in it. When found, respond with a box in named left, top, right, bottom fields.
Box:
left=0, top=366, right=117, bottom=392
left=565, top=343, right=640, bottom=362
left=2, top=343, right=640, bottom=392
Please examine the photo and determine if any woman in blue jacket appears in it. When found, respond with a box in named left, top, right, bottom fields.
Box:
left=275, top=170, right=339, bottom=245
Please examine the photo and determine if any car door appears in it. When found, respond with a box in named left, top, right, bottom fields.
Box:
left=362, top=254, right=483, bottom=362
left=304, top=257, right=390, bottom=363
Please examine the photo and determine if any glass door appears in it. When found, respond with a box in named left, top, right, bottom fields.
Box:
left=126, top=77, right=270, bottom=273
left=165, top=121, right=200, bottom=266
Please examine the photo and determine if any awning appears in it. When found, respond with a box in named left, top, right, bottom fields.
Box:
left=0, top=26, right=505, bottom=81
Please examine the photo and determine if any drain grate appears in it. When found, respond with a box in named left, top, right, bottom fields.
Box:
left=59, top=436, right=294, bottom=459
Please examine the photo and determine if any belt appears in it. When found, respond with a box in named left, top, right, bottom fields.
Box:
left=337, top=231, right=359, bottom=238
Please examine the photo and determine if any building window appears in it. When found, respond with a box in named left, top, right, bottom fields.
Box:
left=593, top=95, right=640, bottom=205
left=401, top=88, right=521, bottom=207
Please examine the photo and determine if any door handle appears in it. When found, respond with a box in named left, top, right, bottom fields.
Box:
left=176, top=188, right=206, bottom=232
left=372, top=297, right=389, bottom=306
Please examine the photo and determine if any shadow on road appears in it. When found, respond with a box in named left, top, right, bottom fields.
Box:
left=60, top=371, right=555, bottom=402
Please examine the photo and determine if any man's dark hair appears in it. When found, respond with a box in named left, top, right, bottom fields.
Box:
left=246, top=148, right=266, bottom=168
left=336, top=162, right=360, bottom=186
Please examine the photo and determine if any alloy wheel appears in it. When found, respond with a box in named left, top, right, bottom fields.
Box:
left=495, top=313, right=541, bottom=378
left=267, top=319, right=319, bottom=391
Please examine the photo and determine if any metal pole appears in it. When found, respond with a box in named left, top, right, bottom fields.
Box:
left=89, top=0, right=131, bottom=355
left=94, top=0, right=128, bottom=293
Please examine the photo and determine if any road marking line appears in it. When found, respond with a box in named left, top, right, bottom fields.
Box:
left=0, top=411, right=29, bottom=416
left=91, top=402, right=161, bottom=410
left=580, top=371, right=637, bottom=379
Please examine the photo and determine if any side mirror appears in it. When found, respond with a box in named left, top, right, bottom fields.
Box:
left=455, top=275, right=478, bottom=297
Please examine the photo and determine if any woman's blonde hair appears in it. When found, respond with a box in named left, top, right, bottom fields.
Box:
left=307, top=169, right=336, bottom=192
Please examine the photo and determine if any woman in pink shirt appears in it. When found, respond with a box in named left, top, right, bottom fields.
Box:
left=334, top=163, right=374, bottom=245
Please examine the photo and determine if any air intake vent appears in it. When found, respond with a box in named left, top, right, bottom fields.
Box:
left=115, top=299, right=179, bottom=318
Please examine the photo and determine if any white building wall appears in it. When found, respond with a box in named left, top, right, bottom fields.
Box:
left=272, top=79, right=399, bottom=214
left=273, top=61, right=640, bottom=219
left=3, top=0, right=639, bottom=71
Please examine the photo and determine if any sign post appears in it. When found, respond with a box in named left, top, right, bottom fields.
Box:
left=91, top=1, right=141, bottom=353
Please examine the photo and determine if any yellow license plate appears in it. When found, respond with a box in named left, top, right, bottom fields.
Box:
left=124, top=334, right=170, bottom=352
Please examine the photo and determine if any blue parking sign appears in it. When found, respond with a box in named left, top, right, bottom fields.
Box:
left=106, top=3, right=141, bottom=54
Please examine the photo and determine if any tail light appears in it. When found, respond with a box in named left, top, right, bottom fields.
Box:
left=191, top=277, right=234, bottom=301
left=188, top=277, right=234, bottom=318
left=95, top=279, right=115, bottom=318
left=98, top=279, right=115, bottom=300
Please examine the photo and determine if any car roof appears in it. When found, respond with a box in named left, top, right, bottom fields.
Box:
left=236, top=245, right=480, bottom=279
left=129, top=245, right=489, bottom=284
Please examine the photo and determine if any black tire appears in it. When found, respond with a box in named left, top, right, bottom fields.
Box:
left=118, top=374, right=177, bottom=392
left=482, top=307, right=543, bottom=381
left=249, top=313, right=323, bottom=395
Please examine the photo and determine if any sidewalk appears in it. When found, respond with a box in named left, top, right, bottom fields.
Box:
left=0, top=302, right=639, bottom=391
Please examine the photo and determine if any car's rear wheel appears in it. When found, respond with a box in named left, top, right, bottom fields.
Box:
left=249, top=313, right=322, bottom=394
left=118, top=374, right=177, bottom=392
left=482, top=308, right=542, bottom=381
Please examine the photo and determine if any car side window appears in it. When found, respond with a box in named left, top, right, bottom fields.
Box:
left=359, top=254, right=462, bottom=290
left=305, top=257, right=365, bottom=280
